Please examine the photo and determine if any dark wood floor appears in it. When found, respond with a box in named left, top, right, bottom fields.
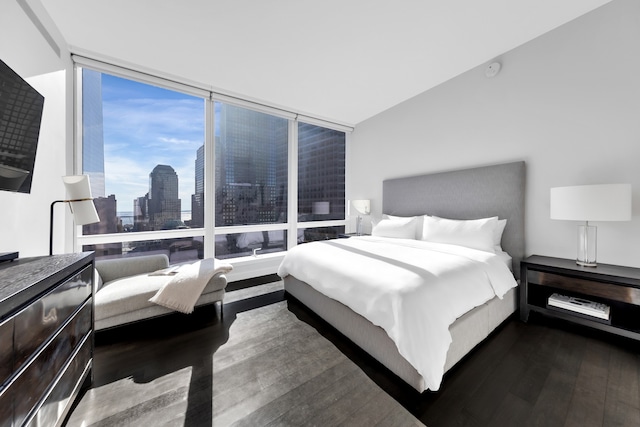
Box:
left=67, top=282, right=640, bottom=426
left=297, top=299, right=640, bottom=427
left=66, top=285, right=422, bottom=426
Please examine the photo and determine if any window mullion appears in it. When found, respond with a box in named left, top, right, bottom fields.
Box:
left=204, top=96, right=215, bottom=258
left=288, top=119, right=298, bottom=250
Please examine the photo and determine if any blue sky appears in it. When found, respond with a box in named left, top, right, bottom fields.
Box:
left=101, top=74, right=205, bottom=214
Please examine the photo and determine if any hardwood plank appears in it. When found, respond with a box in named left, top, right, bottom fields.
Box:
left=375, top=405, right=425, bottom=427
left=526, top=368, right=575, bottom=426
left=564, top=337, right=611, bottom=427
left=508, top=325, right=559, bottom=404
left=228, top=359, right=360, bottom=426
left=264, top=367, right=366, bottom=426
left=487, top=392, right=532, bottom=426
left=461, top=349, right=527, bottom=423
left=419, top=320, right=525, bottom=424
left=339, top=387, right=403, bottom=426
left=603, top=345, right=640, bottom=426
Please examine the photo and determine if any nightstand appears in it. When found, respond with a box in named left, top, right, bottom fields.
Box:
left=520, top=255, right=640, bottom=341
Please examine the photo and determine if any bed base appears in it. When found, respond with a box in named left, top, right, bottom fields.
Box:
left=284, top=275, right=517, bottom=392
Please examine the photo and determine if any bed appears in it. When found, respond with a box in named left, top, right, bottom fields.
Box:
left=279, top=161, right=525, bottom=392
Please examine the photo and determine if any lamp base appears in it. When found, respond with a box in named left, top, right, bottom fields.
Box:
left=576, top=223, right=597, bottom=268
left=576, top=259, right=597, bottom=268
left=356, top=216, right=363, bottom=236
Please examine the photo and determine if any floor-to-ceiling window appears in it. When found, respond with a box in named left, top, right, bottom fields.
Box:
left=297, top=122, right=346, bottom=242
left=79, top=68, right=206, bottom=263
left=76, top=63, right=348, bottom=263
left=213, top=102, right=289, bottom=258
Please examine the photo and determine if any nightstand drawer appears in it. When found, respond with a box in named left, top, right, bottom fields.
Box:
left=528, top=270, right=640, bottom=306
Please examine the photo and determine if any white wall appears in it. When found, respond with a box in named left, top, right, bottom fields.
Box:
left=0, top=72, right=70, bottom=257
left=351, top=0, right=640, bottom=268
left=0, top=1, right=72, bottom=257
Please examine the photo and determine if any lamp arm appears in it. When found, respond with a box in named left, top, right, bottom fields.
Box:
left=50, top=197, right=97, bottom=255
left=50, top=200, right=65, bottom=256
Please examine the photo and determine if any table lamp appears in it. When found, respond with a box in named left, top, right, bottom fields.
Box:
left=550, top=183, right=631, bottom=267
left=352, top=199, right=370, bottom=236
left=50, top=175, right=100, bottom=255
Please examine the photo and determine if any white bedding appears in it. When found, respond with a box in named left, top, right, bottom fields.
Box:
left=277, top=236, right=518, bottom=391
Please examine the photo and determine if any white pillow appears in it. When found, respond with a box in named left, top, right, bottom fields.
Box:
left=382, top=214, right=421, bottom=239
left=421, top=216, right=498, bottom=253
left=372, top=216, right=418, bottom=239
left=494, top=218, right=507, bottom=250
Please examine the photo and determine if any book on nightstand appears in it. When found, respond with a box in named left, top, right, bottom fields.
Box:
left=547, top=293, right=610, bottom=321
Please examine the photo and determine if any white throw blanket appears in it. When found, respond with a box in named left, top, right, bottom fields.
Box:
left=277, top=236, right=517, bottom=391
left=149, top=258, right=233, bottom=314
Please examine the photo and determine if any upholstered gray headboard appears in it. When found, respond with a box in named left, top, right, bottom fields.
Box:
left=382, top=161, right=525, bottom=279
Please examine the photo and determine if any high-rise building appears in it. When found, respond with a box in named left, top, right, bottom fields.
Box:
left=148, top=164, right=181, bottom=230
left=191, top=144, right=205, bottom=228
left=215, top=104, right=288, bottom=226
left=297, top=123, right=345, bottom=220
left=133, top=194, right=150, bottom=231
left=83, top=194, right=119, bottom=235
left=81, top=69, right=106, bottom=198
left=83, top=194, right=123, bottom=256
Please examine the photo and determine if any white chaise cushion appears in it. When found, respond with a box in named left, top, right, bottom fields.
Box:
left=95, top=272, right=228, bottom=322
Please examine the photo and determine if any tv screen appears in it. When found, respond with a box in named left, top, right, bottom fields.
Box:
left=0, top=58, right=44, bottom=193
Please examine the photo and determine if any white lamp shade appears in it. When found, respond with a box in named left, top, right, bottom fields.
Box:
left=550, top=184, right=632, bottom=221
left=62, top=175, right=100, bottom=225
left=69, top=200, right=100, bottom=225
left=352, top=199, right=370, bottom=215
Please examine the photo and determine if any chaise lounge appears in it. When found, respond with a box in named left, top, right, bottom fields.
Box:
left=94, top=254, right=229, bottom=331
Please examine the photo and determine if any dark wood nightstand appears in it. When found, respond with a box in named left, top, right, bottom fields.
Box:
left=520, top=255, right=640, bottom=340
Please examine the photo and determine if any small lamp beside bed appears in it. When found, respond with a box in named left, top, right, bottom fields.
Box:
left=550, top=183, right=631, bottom=267
left=351, top=199, right=370, bottom=236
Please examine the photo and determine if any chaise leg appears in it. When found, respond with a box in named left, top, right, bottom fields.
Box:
left=215, top=300, right=223, bottom=321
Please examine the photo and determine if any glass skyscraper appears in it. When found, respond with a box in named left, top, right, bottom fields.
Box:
left=81, top=69, right=106, bottom=198
left=148, top=164, right=181, bottom=230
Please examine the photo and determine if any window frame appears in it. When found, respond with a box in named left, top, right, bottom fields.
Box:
left=73, top=57, right=351, bottom=261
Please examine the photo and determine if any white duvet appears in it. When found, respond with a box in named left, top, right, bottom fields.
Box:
left=277, top=236, right=518, bottom=391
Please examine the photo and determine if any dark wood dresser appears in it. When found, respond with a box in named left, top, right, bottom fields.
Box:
left=0, top=252, right=94, bottom=427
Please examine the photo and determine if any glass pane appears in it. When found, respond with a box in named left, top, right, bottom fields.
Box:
left=298, top=226, right=345, bottom=243
left=84, top=236, right=204, bottom=263
left=81, top=69, right=205, bottom=235
left=214, top=231, right=287, bottom=259
left=298, top=123, right=345, bottom=222
left=215, top=102, right=288, bottom=226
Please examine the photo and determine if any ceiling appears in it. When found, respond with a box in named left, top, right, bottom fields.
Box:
left=29, top=0, right=613, bottom=125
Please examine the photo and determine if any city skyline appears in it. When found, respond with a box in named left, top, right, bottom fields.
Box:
left=84, top=70, right=345, bottom=238
left=100, top=73, right=204, bottom=213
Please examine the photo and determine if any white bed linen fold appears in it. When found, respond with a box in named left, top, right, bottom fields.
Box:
left=277, top=236, right=517, bottom=391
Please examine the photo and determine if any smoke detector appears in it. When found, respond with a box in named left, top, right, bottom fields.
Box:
left=485, top=62, right=501, bottom=78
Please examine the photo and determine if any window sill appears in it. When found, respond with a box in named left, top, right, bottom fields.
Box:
left=223, top=252, right=286, bottom=282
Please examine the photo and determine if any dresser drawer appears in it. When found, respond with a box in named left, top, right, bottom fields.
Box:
left=13, top=265, right=92, bottom=371
left=0, top=383, right=12, bottom=427
left=0, top=316, right=13, bottom=388
left=527, top=270, right=640, bottom=305
left=12, top=300, right=92, bottom=427
left=25, top=338, right=92, bottom=427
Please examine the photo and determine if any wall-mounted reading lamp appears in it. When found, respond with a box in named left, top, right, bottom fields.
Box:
left=50, top=175, right=100, bottom=255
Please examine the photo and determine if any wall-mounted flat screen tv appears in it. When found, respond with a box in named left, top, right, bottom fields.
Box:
left=0, top=58, right=44, bottom=193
